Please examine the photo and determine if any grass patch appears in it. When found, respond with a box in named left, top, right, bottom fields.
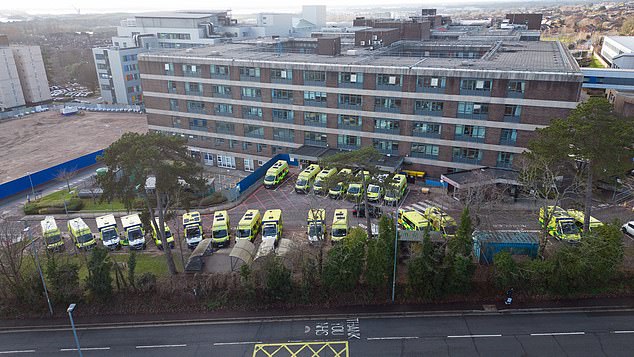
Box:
left=590, top=55, right=606, bottom=68
left=81, top=198, right=127, bottom=211
left=39, top=189, right=74, bottom=203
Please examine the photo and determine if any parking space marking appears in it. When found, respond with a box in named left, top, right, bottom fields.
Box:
left=214, top=341, right=262, bottom=346
left=447, top=334, right=502, bottom=338
left=530, top=332, right=585, bottom=336
left=367, top=336, right=419, bottom=341
left=135, top=344, right=187, bottom=349
left=60, top=347, right=111, bottom=351
left=0, top=350, right=36, bottom=354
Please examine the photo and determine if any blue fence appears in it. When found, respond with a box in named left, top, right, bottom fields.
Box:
left=0, top=150, right=104, bottom=201
left=235, top=154, right=298, bottom=195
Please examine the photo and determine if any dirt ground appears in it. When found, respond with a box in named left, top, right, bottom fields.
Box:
left=0, top=111, right=148, bottom=184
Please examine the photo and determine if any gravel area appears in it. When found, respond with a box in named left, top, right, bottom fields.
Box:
left=0, top=111, right=147, bottom=184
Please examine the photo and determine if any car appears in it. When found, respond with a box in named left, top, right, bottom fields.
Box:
left=352, top=203, right=382, bottom=218
left=623, top=221, right=634, bottom=237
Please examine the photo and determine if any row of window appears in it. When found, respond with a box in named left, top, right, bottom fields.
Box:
left=122, top=54, right=138, bottom=62
left=164, top=63, right=527, bottom=95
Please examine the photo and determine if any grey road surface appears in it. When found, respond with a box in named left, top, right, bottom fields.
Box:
left=0, top=310, right=633, bottom=356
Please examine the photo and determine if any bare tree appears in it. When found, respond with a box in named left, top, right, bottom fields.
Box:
left=0, top=219, right=28, bottom=301
left=457, top=169, right=510, bottom=229
left=56, top=167, right=78, bottom=192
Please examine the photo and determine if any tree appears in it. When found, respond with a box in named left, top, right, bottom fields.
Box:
left=365, top=216, right=395, bottom=293
left=323, top=228, right=367, bottom=293
left=528, top=98, right=634, bottom=234
left=444, top=208, right=475, bottom=295
left=45, top=256, right=81, bottom=304
left=262, top=256, right=292, bottom=302
left=621, top=17, right=634, bottom=35
left=0, top=220, right=29, bottom=301
left=493, top=252, right=519, bottom=289
left=97, top=132, right=206, bottom=275
left=55, top=167, right=78, bottom=193
left=85, top=247, right=113, bottom=300
left=320, top=146, right=382, bottom=239
left=128, top=251, right=137, bottom=289
left=448, top=207, right=473, bottom=257
left=407, top=230, right=445, bottom=299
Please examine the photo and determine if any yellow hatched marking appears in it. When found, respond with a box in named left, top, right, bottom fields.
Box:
left=253, top=341, right=349, bottom=357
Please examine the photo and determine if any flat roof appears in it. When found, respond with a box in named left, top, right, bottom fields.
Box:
left=141, top=40, right=581, bottom=76
left=135, top=11, right=223, bottom=19
left=440, top=167, right=519, bottom=190
left=605, top=36, right=634, bottom=51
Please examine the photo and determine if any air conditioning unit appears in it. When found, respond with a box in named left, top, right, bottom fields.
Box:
left=360, top=40, right=365, bottom=46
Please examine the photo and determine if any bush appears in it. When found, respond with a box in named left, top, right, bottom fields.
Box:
left=46, top=257, right=81, bottom=304
left=197, top=192, right=227, bottom=207
left=262, top=256, right=292, bottom=302
left=136, top=272, right=157, bottom=293
left=23, top=197, right=84, bottom=215
left=85, top=247, right=113, bottom=300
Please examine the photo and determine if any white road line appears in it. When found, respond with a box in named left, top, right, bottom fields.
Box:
left=613, top=331, right=634, bottom=334
left=60, top=347, right=111, bottom=351
left=367, top=336, right=419, bottom=340
left=213, top=341, right=262, bottom=346
left=135, top=344, right=186, bottom=349
left=0, top=350, right=35, bottom=354
left=530, top=332, right=585, bottom=336
left=447, top=334, right=502, bottom=338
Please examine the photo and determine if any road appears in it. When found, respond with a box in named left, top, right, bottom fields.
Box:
left=1, top=309, right=633, bottom=356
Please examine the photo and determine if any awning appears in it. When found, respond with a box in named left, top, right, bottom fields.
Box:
left=229, top=239, right=257, bottom=271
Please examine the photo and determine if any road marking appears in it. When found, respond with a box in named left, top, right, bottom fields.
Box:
left=367, top=336, right=419, bottom=340
left=213, top=341, right=262, bottom=346
left=530, top=332, right=585, bottom=336
left=60, top=347, right=111, bottom=351
left=0, top=350, right=35, bottom=354
left=447, top=334, right=502, bottom=338
left=613, top=330, right=634, bottom=334
left=135, top=344, right=186, bottom=349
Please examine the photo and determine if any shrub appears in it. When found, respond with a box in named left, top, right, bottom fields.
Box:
left=136, top=272, right=157, bottom=293
left=85, top=247, right=113, bottom=300
left=197, top=192, right=227, bottom=207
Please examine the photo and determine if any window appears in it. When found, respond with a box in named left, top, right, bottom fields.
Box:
left=374, top=97, right=401, bottom=110
left=244, top=125, right=264, bottom=137
left=460, top=79, right=492, bottom=91
left=172, top=116, right=181, bottom=128
left=500, top=129, right=517, bottom=144
left=239, top=67, right=260, bottom=78
left=244, top=106, right=263, bottom=118
left=304, top=112, right=327, bottom=126
left=182, top=64, right=200, bottom=76
left=413, top=122, right=441, bottom=136
left=215, top=104, right=233, bottom=114
left=458, top=102, right=489, bottom=115
left=376, top=74, right=402, bottom=86
left=373, top=139, right=399, bottom=153
left=216, top=122, right=235, bottom=134
left=417, top=76, right=446, bottom=88
left=508, top=80, right=526, bottom=94
left=273, top=128, right=295, bottom=142
left=303, top=70, right=326, bottom=82
left=217, top=155, right=236, bottom=169
left=415, top=100, right=443, bottom=113
left=455, top=125, right=486, bottom=139
left=204, top=152, right=214, bottom=166
left=244, top=158, right=255, bottom=172
left=304, top=91, right=327, bottom=103
left=241, top=87, right=262, bottom=98
left=99, top=73, right=109, bottom=79
left=164, top=63, right=174, bottom=74
left=271, top=69, right=292, bottom=80
left=272, top=89, right=293, bottom=100
left=215, top=138, right=225, bottom=146
left=94, top=54, right=105, bottom=60
left=189, top=118, right=207, bottom=131
left=185, top=82, right=202, bottom=94
left=504, top=105, right=522, bottom=117
left=169, top=99, right=179, bottom=111
left=338, top=115, right=362, bottom=127
left=97, top=63, right=108, bottom=70
left=213, top=85, right=231, bottom=96
left=272, top=109, right=293, bottom=121
left=339, top=94, right=362, bottom=106
left=374, top=119, right=400, bottom=131
left=337, top=135, right=361, bottom=148
left=187, top=101, right=205, bottom=114
left=304, top=131, right=328, bottom=146
left=211, top=65, right=229, bottom=76
left=497, top=152, right=514, bottom=167
left=157, top=32, right=191, bottom=40
left=339, top=72, right=363, bottom=84
left=100, top=84, right=111, bottom=90
left=257, top=144, right=267, bottom=153
left=411, top=144, right=439, bottom=157
left=452, top=147, right=482, bottom=161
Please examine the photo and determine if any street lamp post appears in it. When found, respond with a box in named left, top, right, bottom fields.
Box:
left=23, top=225, right=53, bottom=316
left=27, top=172, right=35, bottom=200
left=67, top=304, right=83, bottom=357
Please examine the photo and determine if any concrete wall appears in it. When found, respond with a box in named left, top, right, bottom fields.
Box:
left=302, top=5, right=327, bottom=28
left=11, top=46, right=51, bottom=105
left=0, top=48, right=25, bottom=110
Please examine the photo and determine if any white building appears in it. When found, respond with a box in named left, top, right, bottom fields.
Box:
left=257, top=13, right=294, bottom=36
left=601, top=36, right=634, bottom=69
left=0, top=35, right=50, bottom=111
left=302, top=5, right=327, bottom=28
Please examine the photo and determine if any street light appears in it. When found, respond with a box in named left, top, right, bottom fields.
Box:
left=26, top=171, right=35, bottom=200
left=23, top=225, right=53, bottom=316
left=67, top=304, right=83, bottom=357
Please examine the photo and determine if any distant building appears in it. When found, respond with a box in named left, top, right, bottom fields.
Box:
left=607, top=89, right=634, bottom=117
left=302, top=5, right=327, bottom=28
left=92, top=11, right=265, bottom=105
left=257, top=13, right=294, bottom=36
left=601, top=36, right=634, bottom=69
left=505, top=13, right=543, bottom=31
left=0, top=35, right=50, bottom=111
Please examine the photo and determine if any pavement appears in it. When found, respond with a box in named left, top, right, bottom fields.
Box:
left=1, top=307, right=633, bottom=356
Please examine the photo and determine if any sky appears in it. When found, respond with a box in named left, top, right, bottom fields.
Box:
left=1, top=0, right=514, bottom=15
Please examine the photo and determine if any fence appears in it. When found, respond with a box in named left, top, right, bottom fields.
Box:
left=233, top=154, right=298, bottom=198
left=0, top=150, right=104, bottom=201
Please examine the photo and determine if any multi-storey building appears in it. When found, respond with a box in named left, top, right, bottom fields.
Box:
left=0, top=35, right=50, bottom=111
left=139, top=39, right=582, bottom=177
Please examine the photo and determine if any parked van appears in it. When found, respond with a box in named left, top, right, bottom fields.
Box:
left=95, top=214, right=120, bottom=250
left=307, top=208, right=326, bottom=243
left=264, top=160, right=289, bottom=189
left=331, top=209, right=349, bottom=242
left=329, top=168, right=352, bottom=199
left=313, top=168, right=337, bottom=195
left=424, top=207, right=457, bottom=237
left=211, top=210, right=231, bottom=247
left=67, top=217, right=96, bottom=250
left=295, top=164, right=320, bottom=193
left=183, top=211, right=203, bottom=249
left=151, top=217, right=175, bottom=249
left=121, top=214, right=146, bottom=250
left=262, top=209, right=283, bottom=243
left=384, top=174, right=407, bottom=205
left=398, top=210, right=430, bottom=231
left=40, top=216, right=64, bottom=251
left=566, top=209, right=603, bottom=232
left=236, top=209, right=261, bottom=241
left=539, top=206, right=581, bottom=241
